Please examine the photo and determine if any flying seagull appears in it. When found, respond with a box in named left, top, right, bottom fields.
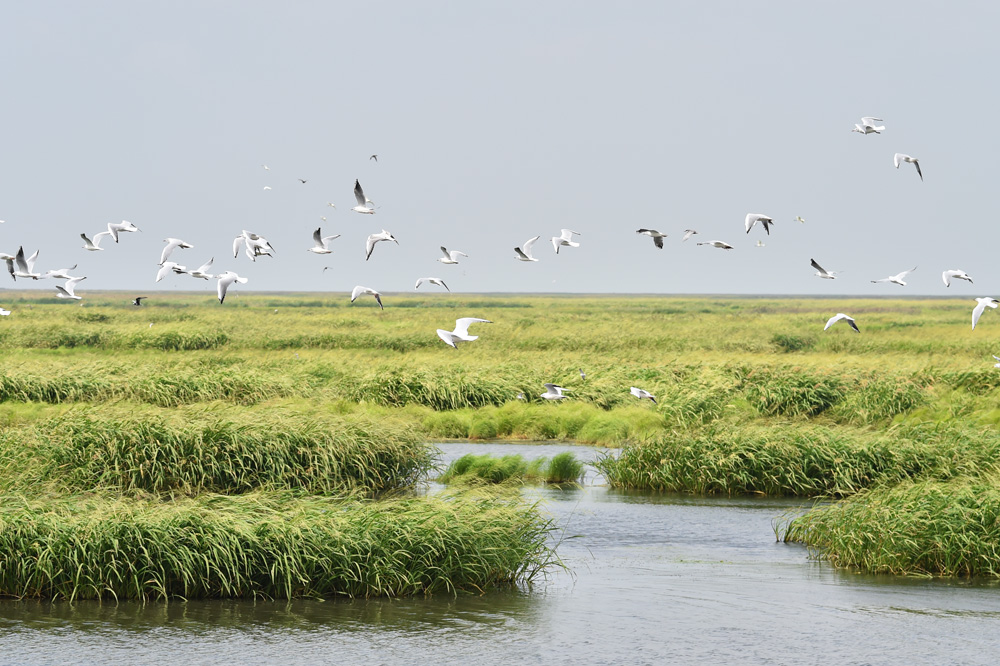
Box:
left=1, top=253, right=15, bottom=281
left=824, top=313, right=860, bottom=333
left=436, top=317, right=491, bottom=348
left=794, top=216, right=806, bottom=224
left=216, top=271, right=248, bottom=304
left=514, top=236, right=540, bottom=262
left=0, top=307, right=9, bottom=316
left=81, top=231, right=113, bottom=251
left=350, top=285, right=383, bottom=310
left=365, top=230, right=398, bottom=261
left=682, top=229, right=699, bottom=242
left=155, top=261, right=187, bottom=283
left=160, top=238, right=193, bottom=265
left=107, top=220, right=140, bottom=243
left=972, top=298, right=999, bottom=330
left=636, top=229, right=667, bottom=249
left=697, top=240, right=734, bottom=250
left=437, top=247, right=468, bottom=264
left=188, top=258, right=215, bottom=280
left=233, top=230, right=275, bottom=261
left=298, top=178, right=307, bottom=184
left=540, top=383, right=569, bottom=400
left=352, top=179, right=376, bottom=214
left=810, top=258, right=838, bottom=280
left=942, top=270, right=973, bottom=287
left=630, top=387, right=657, bottom=404
left=993, top=355, right=1000, bottom=369
left=745, top=213, right=774, bottom=235
left=872, top=266, right=916, bottom=286
left=308, top=228, right=341, bottom=254
left=415, top=277, right=450, bottom=291
left=852, top=117, right=885, bottom=134
left=55, top=276, right=86, bottom=300
left=551, top=229, right=581, bottom=254
left=13, top=247, right=41, bottom=279
left=40, top=264, right=78, bottom=280
left=370, top=154, right=378, bottom=161
left=894, top=153, right=923, bottom=181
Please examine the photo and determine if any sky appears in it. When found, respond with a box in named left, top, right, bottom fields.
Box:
left=2, top=1, right=998, bottom=297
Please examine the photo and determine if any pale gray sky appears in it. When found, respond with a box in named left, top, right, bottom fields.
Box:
left=2, top=1, right=998, bottom=296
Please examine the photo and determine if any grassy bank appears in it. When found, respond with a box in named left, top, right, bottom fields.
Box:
left=0, top=491, right=558, bottom=600
left=438, top=452, right=584, bottom=485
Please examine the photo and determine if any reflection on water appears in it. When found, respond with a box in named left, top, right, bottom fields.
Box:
left=2, top=442, right=999, bottom=666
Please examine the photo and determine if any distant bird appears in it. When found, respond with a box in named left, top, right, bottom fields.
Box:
left=415, top=277, right=450, bottom=291
left=298, top=178, right=307, bottom=184
left=327, top=202, right=336, bottom=208
left=262, top=164, right=270, bottom=170
left=436, top=317, right=491, bottom=348
left=437, top=247, right=468, bottom=264
left=216, top=271, right=248, bottom=304
left=824, top=313, right=860, bottom=333
left=352, top=179, right=376, bottom=214
left=894, top=153, right=923, bottom=181
left=514, top=236, right=540, bottom=262
left=794, top=216, right=806, bottom=224
left=636, top=229, right=667, bottom=249
left=160, top=238, right=193, bottom=265
left=551, top=229, right=581, bottom=254
left=872, top=266, right=916, bottom=286
left=579, top=368, right=586, bottom=381
left=682, top=229, right=699, bottom=242
left=745, top=213, right=773, bottom=235
left=234, top=230, right=275, bottom=261
left=107, top=220, right=140, bottom=243
left=132, top=297, right=146, bottom=306
left=972, top=298, right=999, bottom=330
left=40, top=264, right=78, bottom=280
left=540, top=383, right=569, bottom=400
left=756, top=240, right=765, bottom=248
left=350, top=285, right=383, bottom=310
left=810, top=258, right=838, bottom=280
left=54, top=276, right=86, bottom=300
left=308, top=228, right=341, bottom=254
left=263, top=186, right=272, bottom=191
left=370, top=154, right=378, bottom=161
left=0, top=307, right=9, bottom=316
left=13, top=247, right=41, bottom=279
left=942, top=270, right=974, bottom=287
left=81, top=231, right=113, bottom=251
left=992, top=355, right=1000, bottom=369
left=155, top=262, right=187, bottom=282
left=851, top=117, right=885, bottom=134
left=365, top=230, right=398, bottom=261
left=697, top=240, right=734, bottom=250
left=1, top=254, right=16, bottom=281
left=630, top=386, right=657, bottom=404
left=188, top=258, right=215, bottom=280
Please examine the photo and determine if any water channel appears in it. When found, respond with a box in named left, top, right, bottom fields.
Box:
left=1, top=442, right=998, bottom=665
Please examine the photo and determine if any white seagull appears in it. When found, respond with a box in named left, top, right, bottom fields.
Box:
left=514, top=236, right=540, bottom=262
left=308, top=228, right=341, bottom=254
left=365, top=230, right=398, bottom=261
left=1, top=253, right=15, bottom=281
left=13, top=247, right=41, bottom=279
left=852, top=117, right=885, bottom=134
left=551, top=229, right=581, bottom=254
left=745, top=213, right=774, bottom=236
left=437, top=247, right=468, bottom=264
left=160, top=238, right=193, bottom=265
left=794, top=216, right=806, bottom=224
left=216, top=271, right=248, bottom=304
left=630, top=387, right=657, bottom=404
left=992, top=355, right=1000, bottom=369
left=415, top=277, right=450, bottom=291
left=636, top=229, right=667, bottom=249
left=107, top=220, right=141, bottom=242
left=810, top=258, right=838, bottom=280
left=352, top=179, right=376, bottom=214
left=350, top=285, right=383, bottom=310
left=894, top=153, right=923, bottom=181
left=188, top=258, right=215, bottom=280
left=697, top=240, right=734, bottom=250
left=81, top=231, right=113, bottom=251
left=233, top=230, right=275, bottom=261
left=824, top=313, right=860, bottom=333
left=155, top=261, right=188, bottom=282
left=40, top=264, right=78, bottom=280
left=540, top=383, right=569, bottom=401
left=942, top=270, right=973, bottom=287
left=0, top=307, right=10, bottom=316
left=436, top=317, right=491, bottom=348
left=872, top=266, right=916, bottom=286
left=972, top=298, right=999, bottom=330
left=682, top=229, right=699, bottom=242
left=55, top=276, right=86, bottom=300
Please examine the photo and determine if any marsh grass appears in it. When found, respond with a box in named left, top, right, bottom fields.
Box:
left=438, top=452, right=584, bottom=486
left=779, top=474, right=1000, bottom=576
left=0, top=490, right=558, bottom=600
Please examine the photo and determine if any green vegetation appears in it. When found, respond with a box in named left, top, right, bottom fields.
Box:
left=438, top=451, right=584, bottom=486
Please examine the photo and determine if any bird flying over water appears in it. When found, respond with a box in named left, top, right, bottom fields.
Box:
left=894, top=153, right=923, bottom=181
left=824, top=313, right=860, bottom=333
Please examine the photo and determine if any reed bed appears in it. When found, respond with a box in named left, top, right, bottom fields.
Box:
left=0, top=491, right=558, bottom=600
left=0, top=413, right=433, bottom=496
left=438, top=452, right=584, bottom=485
left=595, top=423, right=1000, bottom=497
left=779, top=474, right=1000, bottom=576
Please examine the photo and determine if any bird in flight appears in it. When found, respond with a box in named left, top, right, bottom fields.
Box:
left=540, top=383, right=569, bottom=400
left=636, top=229, right=667, bottom=249
left=132, top=297, right=146, bottom=306
left=436, top=317, right=491, bottom=348
left=415, top=277, right=450, bottom=291
left=872, top=267, right=916, bottom=286
left=514, top=236, right=540, bottom=262
left=308, top=228, right=341, bottom=254
left=810, top=258, right=838, bottom=279
left=551, top=229, right=581, bottom=254
left=745, top=213, right=773, bottom=235
left=973, top=298, right=999, bottom=330
left=942, top=270, right=973, bottom=287
left=824, top=313, right=860, bottom=333
left=697, top=240, right=734, bottom=250
left=370, top=154, right=378, bottom=162
left=353, top=179, right=376, bottom=214
left=350, top=285, right=383, bottom=310
left=216, top=271, right=248, bottom=304
left=630, top=387, right=657, bottom=403
left=894, top=153, right=923, bottom=181
left=682, top=229, right=699, bottom=242
left=438, top=247, right=468, bottom=264
left=365, top=230, right=398, bottom=261
left=851, top=117, right=885, bottom=134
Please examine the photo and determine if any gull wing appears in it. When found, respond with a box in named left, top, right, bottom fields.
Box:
left=313, top=228, right=324, bottom=245
left=914, top=161, right=923, bottom=181
left=354, top=179, right=371, bottom=206
left=365, top=235, right=378, bottom=261
left=452, top=317, right=491, bottom=338
left=514, top=247, right=530, bottom=260
left=810, top=258, right=826, bottom=274
left=522, top=236, right=539, bottom=255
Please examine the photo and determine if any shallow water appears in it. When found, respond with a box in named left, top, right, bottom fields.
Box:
left=2, top=442, right=998, bottom=665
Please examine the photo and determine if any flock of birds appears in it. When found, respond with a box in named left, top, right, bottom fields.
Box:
left=0, top=118, right=997, bottom=394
